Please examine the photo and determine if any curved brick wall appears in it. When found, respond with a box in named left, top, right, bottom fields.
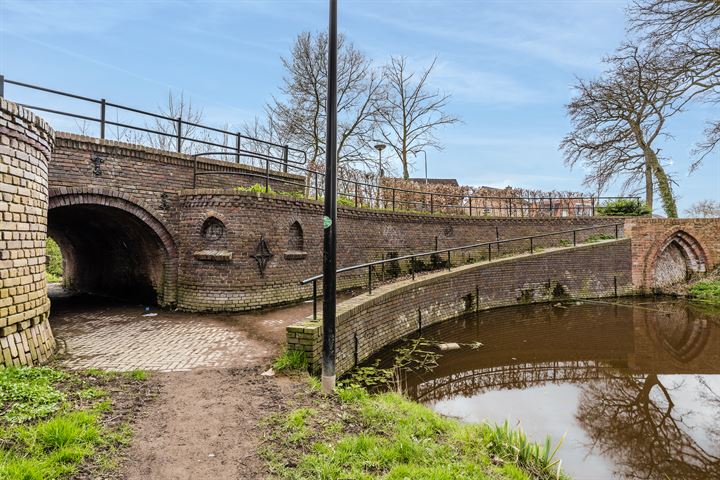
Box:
left=0, top=98, right=56, bottom=366
left=287, top=239, right=634, bottom=375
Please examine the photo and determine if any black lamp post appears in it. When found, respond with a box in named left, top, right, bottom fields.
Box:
left=321, top=0, right=338, bottom=394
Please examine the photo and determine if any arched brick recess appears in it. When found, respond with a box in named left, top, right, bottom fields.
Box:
left=642, top=227, right=710, bottom=289
left=48, top=187, right=178, bottom=306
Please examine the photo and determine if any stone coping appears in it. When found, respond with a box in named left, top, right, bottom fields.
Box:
left=1, top=97, right=55, bottom=138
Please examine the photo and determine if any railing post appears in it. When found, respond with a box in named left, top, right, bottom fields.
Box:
left=354, top=182, right=359, bottom=207
left=100, top=98, right=106, bottom=139
left=508, top=198, right=512, bottom=217
left=447, top=251, right=451, bottom=270
left=392, top=188, right=396, bottom=212
left=0, top=75, right=4, bottom=97
left=430, top=193, right=434, bottom=214
left=312, top=280, right=317, bottom=320
left=193, top=156, right=197, bottom=188
left=235, top=133, right=241, bottom=163
left=615, top=224, right=619, bottom=239
left=488, top=244, right=492, bottom=261
left=314, top=173, right=319, bottom=200
left=265, top=157, right=270, bottom=192
left=573, top=230, right=576, bottom=246
left=283, top=145, right=289, bottom=173
left=469, top=196, right=473, bottom=217
left=411, top=257, right=415, bottom=280
left=368, top=265, right=373, bottom=295
left=548, top=195, right=553, bottom=216
left=176, top=116, right=182, bottom=153
left=530, top=237, right=534, bottom=254
left=591, top=196, right=596, bottom=216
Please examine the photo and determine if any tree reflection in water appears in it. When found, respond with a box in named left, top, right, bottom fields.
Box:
left=577, top=373, right=720, bottom=479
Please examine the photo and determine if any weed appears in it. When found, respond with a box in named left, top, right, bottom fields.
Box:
left=689, top=279, right=720, bottom=303
left=127, top=370, right=149, bottom=381
left=272, top=349, right=309, bottom=373
left=584, top=233, right=615, bottom=244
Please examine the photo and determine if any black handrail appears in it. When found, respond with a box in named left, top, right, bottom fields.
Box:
left=301, top=222, right=624, bottom=319
left=1, top=76, right=307, bottom=166
left=3, top=76, right=640, bottom=218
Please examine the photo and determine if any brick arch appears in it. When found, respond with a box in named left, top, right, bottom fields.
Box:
left=643, top=227, right=710, bottom=289
left=48, top=187, right=178, bottom=306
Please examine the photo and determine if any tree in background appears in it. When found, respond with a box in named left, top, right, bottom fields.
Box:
left=561, top=44, right=709, bottom=218
left=629, top=0, right=720, bottom=170
left=685, top=199, right=720, bottom=217
left=379, top=56, right=459, bottom=179
left=267, top=32, right=384, bottom=171
left=145, top=91, right=208, bottom=155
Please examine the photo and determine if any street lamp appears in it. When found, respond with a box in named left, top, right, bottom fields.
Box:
left=322, top=0, right=338, bottom=395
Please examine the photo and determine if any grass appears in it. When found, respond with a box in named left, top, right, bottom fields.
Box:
left=272, top=349, right=309, bottom=373
left=0, top=366, right=151, bottom=479
left=689, top=279, right=720, bottom=304
left=263, top=383, right=570, bottom=480
left=583, top=233, right=615, bottom=244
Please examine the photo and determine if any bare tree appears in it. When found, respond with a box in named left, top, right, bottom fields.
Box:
left=268, top=32, right=384, bottom=172
left=630, top=0, right=720, bottom=170
left=379, top=56, right=459, bottom=179
left=561, top=44, right=711, bottom=217
left=145, top=91, right=208, bottom=155
left=685, top=199, right=720, bottom=217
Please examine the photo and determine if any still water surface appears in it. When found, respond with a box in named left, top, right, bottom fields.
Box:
left=366, top=298, right=720, bottom=480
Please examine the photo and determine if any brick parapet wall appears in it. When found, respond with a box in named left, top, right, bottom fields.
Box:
left=174, top=189, right=625, bottom=311
left=0, top=98, right=56, bottom=366
left=624, top=218, right=720, bottom=290
left=287, top=239, right=634, bottom=375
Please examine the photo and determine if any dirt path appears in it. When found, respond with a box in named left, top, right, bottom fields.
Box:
left=122, top=367, right=294, bottom=480
left=51, top=295, right=316, bottom=480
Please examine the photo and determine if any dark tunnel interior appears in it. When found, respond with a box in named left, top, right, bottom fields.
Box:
left=48, top=204, right=167, bottom=305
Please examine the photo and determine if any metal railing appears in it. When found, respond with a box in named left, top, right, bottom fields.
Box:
left=301, top=223, right=624, bottom=320
left=0, top=76, right=307, bottom=169
left=2, top=75, right=638, bottom=217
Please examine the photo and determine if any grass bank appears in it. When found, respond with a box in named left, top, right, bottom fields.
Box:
left=263, top=378, right=569, bottom=480
left=0, top=366, right=155, bottom=479
left=689, top=278, right=720, bottom=304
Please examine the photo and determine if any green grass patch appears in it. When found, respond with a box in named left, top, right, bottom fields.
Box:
left=272, top=349, right=309, bottom=374
left=0, top=366, right=152, bottom=479
left=583, top=233, right=615, bottom=244
left=689, top=279, right=720, bottom=304
left=263, top=385, right=569, bottom=480
left=127, top=370, right=149, bottom=381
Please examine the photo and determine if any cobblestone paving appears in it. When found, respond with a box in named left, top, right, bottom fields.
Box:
left=52, top=305, right=277, bottom=372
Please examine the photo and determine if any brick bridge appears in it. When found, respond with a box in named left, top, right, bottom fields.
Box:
left=2, top=98, right=719, bottom=367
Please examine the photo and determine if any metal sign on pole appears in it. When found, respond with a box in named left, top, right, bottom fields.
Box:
left=321, top=0, right=338, bottom=394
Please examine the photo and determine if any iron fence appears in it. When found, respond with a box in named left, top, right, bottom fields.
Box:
left=301, top=222, right=624, bottom=320
left=2, top=76, right=638, bottom=217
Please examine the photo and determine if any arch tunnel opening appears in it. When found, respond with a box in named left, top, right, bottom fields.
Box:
left=48, top=204, right=169, bottom=305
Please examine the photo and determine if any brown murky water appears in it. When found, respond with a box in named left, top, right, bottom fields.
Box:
left=366, top=298, right=720, bottom=480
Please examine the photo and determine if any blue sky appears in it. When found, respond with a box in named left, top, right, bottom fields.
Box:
left=1, top=0, right=717, bottom=213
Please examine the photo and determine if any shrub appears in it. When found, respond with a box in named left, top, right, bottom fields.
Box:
left=46, top=237, right=63, bottom=282
left=597, top=199, right=651, bottom=216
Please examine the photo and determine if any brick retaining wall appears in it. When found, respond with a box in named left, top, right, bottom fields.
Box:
left=0, top=98, right=56, bottom=366
left=287, top=239, right=633, bottom=375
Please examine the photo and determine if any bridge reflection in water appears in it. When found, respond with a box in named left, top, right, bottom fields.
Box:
left=367, top=299, right=720, bottom=480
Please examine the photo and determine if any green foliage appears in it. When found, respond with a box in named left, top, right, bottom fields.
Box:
left=597, top=199, right=651, bottom=216
left=0, top=366, right=134, bottom=480
left=583, top=233, right=615, bottom=244
left=337, top=196, right=356, bottom=207
left=46, top=237, right=63, bottom=283
left=272, top=349, right=309, bottom=373
left=0, top=367, right=67, bottom=424
left=484, top=421, right=567, bottom=479
left=127, top=370, right=149, bottom=381
left=689, top=279, right=720, bottom=304
left=265, top=389, right=566, bottom=480
left=235, top=183, right=305, bottom=199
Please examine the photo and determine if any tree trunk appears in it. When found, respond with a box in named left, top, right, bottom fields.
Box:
left=645, top=157, right=654, bottom=212
left=401, top=149, right=409, bottom=179
left=648, top=151, right=678, bottom=218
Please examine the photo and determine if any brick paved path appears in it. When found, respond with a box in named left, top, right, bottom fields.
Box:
left=50, top=297, right=309, bottom=372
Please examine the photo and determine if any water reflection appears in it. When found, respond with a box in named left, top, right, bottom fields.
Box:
left=367, top=299, right=720, bottom=479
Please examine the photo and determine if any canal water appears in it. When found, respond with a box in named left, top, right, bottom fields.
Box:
left=365, top=298, right=720, bottom=480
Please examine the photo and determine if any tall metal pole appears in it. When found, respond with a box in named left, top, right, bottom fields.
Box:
left=321, top=0, right=338, bottom=394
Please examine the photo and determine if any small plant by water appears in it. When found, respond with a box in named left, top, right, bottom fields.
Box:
left=689, top=279, right=720, bottom=304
